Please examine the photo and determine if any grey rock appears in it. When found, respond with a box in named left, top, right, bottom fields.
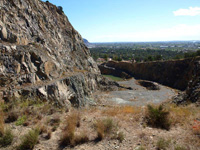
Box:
left=0, top=0, right=119, bottom=107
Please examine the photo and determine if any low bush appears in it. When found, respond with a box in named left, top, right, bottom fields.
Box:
left=17, top=128, right=39, bottom=150
left=145, top=105, right=170, bottom=130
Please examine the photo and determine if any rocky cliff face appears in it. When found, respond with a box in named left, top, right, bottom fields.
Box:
left=100, top=58, right=200, bottom=91
left=173, top=61, right=200, bottom=105
left=0, top=0, right=118, bottom=107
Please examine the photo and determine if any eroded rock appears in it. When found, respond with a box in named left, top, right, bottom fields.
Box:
left=0, top=0, right=119, bottom=107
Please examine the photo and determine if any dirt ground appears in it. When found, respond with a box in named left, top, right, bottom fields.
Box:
left=108, top=78, right=178, bottom=106
left=1, top=79, right=199, bottom=150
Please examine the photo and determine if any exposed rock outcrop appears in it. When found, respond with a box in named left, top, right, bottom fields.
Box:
left=173, top=60, right=200, bottom=105
left=0, top=0, right=118, bottom=107
left=137, top=80, right=160, bottom=90
left=98, top=64, right=132, bottom=79
left=100, top=58, right=200, bottom=91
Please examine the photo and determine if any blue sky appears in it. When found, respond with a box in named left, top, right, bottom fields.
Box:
left=42, top=0, right=200, bottom=42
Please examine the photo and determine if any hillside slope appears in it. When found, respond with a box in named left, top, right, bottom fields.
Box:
left=0, top=0, right=118, bottom=107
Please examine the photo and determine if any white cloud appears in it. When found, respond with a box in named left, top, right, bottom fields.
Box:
left=173, top=7, right=200, bottom=16
left=92, top=24, right=200, bottom=42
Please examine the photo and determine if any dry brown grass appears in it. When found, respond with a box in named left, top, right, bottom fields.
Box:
left=67, top=110, right=81, bottom=128
left=94, top=118, right=118, bottom=141
left=102, top=106, right=141, bottom=116
left=5, top=109, right=19, bottom=123
left=167, top=104, right=200, bottom=126
left=38, top=124, right=52, bottom=140
left=60, top=111, right=86, bottom=147
left=192, top=119, right=200, bottom=137
left=60, top=123, right=75, bottom=146
left=17, top=128, right=39, bottom=150
left=101, top=106, right=142, bottom=122
left=0, top=109, right=13, bottom=147
left=74, top=132, right=89, bottom=145
left=0, top=110, right=4, bottom=136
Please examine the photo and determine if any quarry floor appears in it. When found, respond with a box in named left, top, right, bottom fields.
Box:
left=102, top=78, right=178, bottom=106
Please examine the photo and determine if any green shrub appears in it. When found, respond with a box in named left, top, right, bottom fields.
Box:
left=0, top=128, right=13, bottom=147
left=146, top=105, right=170, bottom=130
left=15, top=115, right=27, bottom=126
left=17, top=128, right=39, bottom=150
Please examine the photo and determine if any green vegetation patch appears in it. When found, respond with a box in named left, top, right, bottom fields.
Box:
left=15, top=115, right=27, bottom=126
left=103, top=75, right=123, bottom=81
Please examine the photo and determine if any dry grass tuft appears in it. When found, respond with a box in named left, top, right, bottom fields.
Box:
left=94, top=118, right=117, bottom=141
left=5, top=110, right=19, bottom=123
left=0, top=128, right=14, bottom=147
left=0, top=110, right=4, bottom=136
left=38, top=124, right=52, bottom=140
left=115, top=131, right=125, bottom=143
left=0, top=109, right=13, bottom=147
left=156, top=138, right=170, bottom=150
left=67, top=110, right=81, bottom=128
left=60, top=111, right=86, bottom=147
left=74, top=132, right=89, bottom=145
left=60, top=127, right=75, bottom=146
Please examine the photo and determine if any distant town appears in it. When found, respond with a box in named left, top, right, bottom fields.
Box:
left=84, top=39, right=200, bottom=63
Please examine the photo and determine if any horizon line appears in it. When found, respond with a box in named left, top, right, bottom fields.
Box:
left=87, top=40, right=200, bottom=43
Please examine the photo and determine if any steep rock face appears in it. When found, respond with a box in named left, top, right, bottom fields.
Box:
left=0, top=0, right=99, bottom=74
left=101, top=58, right=200, bottom=91
left=0, top=0, right=118, bottom=107
left=98, top=64, right=132, bottom=79
left=173, top=60, right=200, bottom=105
left=186, top=61, right=200, bottom=104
